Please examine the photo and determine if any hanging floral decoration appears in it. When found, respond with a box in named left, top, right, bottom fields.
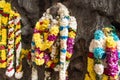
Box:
left=32, top=3, right=77, bottom=80
left=85, top=26, right=120, bottom=80
left=0, top=0, right=23, bottom=79
left=0, top=0, right=9, bottom=69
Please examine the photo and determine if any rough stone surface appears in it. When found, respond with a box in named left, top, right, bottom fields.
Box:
left=2, top=0, right=120, bottom=80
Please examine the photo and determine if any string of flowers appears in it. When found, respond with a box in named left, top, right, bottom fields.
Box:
left=90, top=30, right=106, bottom=80
left=32, top=15, right=59, bottom=66
left=66, top=16, right=77, bottom=79
left=14, top=13, right=23, bottom=79
left=59, top=16, right=69, bottom=80
left=0, top=0, right=10, bottom=68
left=31, top=8, right=59, bottom=79
left=0, top=1, right=23, bottom=79
left=5, top=10, right=15, bottom=77
left=57, top=3, right=70, bottom=80
left=103, top=27, right=119, bottom=79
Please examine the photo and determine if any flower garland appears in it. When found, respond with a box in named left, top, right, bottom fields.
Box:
left=0, top=0, right=10, bottom=68
left=14, top=13, right=23, bottom=79
left=105, top=36, right=118, bottom=79
left=89, top=30, right=106, bottom=80
left=32, top=3, right=77, bottom=80
left=31, top=7, right=59, bottom=80
left=66, top=16, right=77, bottom=78
left=59, top=16, right=69, bottom=80
left=103, top=27, right=119, bottom=79
left=32, top=17, right=59, bottom=66
left=0, top=1, right=23, bottom=79
left=5, top=10, right=15, bottom=77
left=85, top=26, right=120, bottom=80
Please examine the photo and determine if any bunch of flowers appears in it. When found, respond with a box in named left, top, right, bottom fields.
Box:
left=85, top=26, right=120, bottom=80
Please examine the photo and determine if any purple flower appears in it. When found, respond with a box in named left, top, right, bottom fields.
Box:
left=44, top=53, right=50, bottom=63
left=67, top=38, right=75, bottom=53
left=47, top=35, right=57, bottom=41
left=105, top=47, right=119, bottom=76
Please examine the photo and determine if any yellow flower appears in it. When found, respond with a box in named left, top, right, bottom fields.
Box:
left=3, top=2, right=11, bottom=13
left=21, top=49, right=30, bottom=59
left=21, top=49, right=29, bottom=55
left=2, top=29, right=7, bottom=43
left=39, top=53, right=44, bottom=58
left=50, top=25, right=59, bottom=35
left=44, top=41, right=53, bottom=49
left=102, top=74, right=108, bottom=80
left=53, top=58, right=59, bottom=63
left=15, top=36, right=21, bottom=44
left=35, top=22, right=40, bottom=30
left=38, top=19, right=50, bottom=31
left=66, top=52, right=72, bottom=59
left=86, top=57, right=96, bottom=80
left=2, top=16, right=8, bottom=25
left=46, top=61, right=52, bottom=67
left=85, top=74, right=91, bottom=80
left=1, top=50, right=6, bottom=60
left=68, top=31, right=76, bottom=38
left=0, top=0, right=5, bottom=8
left=106, top=36, right=116, bottom=48
left=9, top=10, right=15, bottom=18
left=0, top=62, right=6, bottom=68
left=35, top=58, right=44, bottom=66
left=16, top=64, right=22, bottom=72
left=15, top=25, right=21, bottom=30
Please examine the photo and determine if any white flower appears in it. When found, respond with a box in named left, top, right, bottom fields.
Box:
left=94, top=64, right=104, bottom=75
left=60, top=40, right=67, bottom=48
left=69, top=16, right=77, bottom=31
left=54, top=65, right=60, bottom=71
left=6, top=68, right=15, bottom=77
left=15, top=71, right=23, bottom=79
left=57, top=3, right=69, bottom=16
left=32, top=67, right=38, bottom=80
left=89, top=39, right=105, bottom=52
left=117, top=41, right=120, bottom=51
left=60, top=18, right=69, bottom=26
left=14, top=17, right=21, bottom=25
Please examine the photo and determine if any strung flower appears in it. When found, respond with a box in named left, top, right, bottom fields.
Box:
left=116, top=41, right=120, bottom=51
left=106, top=36, right=116, bottom=48
left=94, top=64, right=104, bottom=75
left=93, top=47, right=105, bottom=59
left=89, top=39, right=105, bottom=53
left=57, top=3, right=69, bottom=17
left=111, top=33, right=119, bottom=41
left=105, top=37, right=119, bottom=77
left=94, top=30, right=105, bottom=40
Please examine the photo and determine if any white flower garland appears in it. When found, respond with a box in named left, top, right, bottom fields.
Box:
left=5, top=12, right=15, bottom=77
left=14, top=16, right=23, bottom=79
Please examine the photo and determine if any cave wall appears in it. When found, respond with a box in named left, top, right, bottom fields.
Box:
left=1, top=0, right=120, bottom=80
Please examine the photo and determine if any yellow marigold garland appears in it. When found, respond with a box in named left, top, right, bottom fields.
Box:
left=0, top=1, right=23, bottom=79
left=0, top=0, right=10, bottom=68
left=32, top=18, right=59, bottom=66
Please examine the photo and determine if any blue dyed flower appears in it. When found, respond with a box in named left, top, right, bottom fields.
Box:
left=94, top=30, right=105, bottom=40
left=111, top=33, right=119, bottom=41
left=118, top=52, right=120, bottom=59
left=93, top=47, right=105, bottom=59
